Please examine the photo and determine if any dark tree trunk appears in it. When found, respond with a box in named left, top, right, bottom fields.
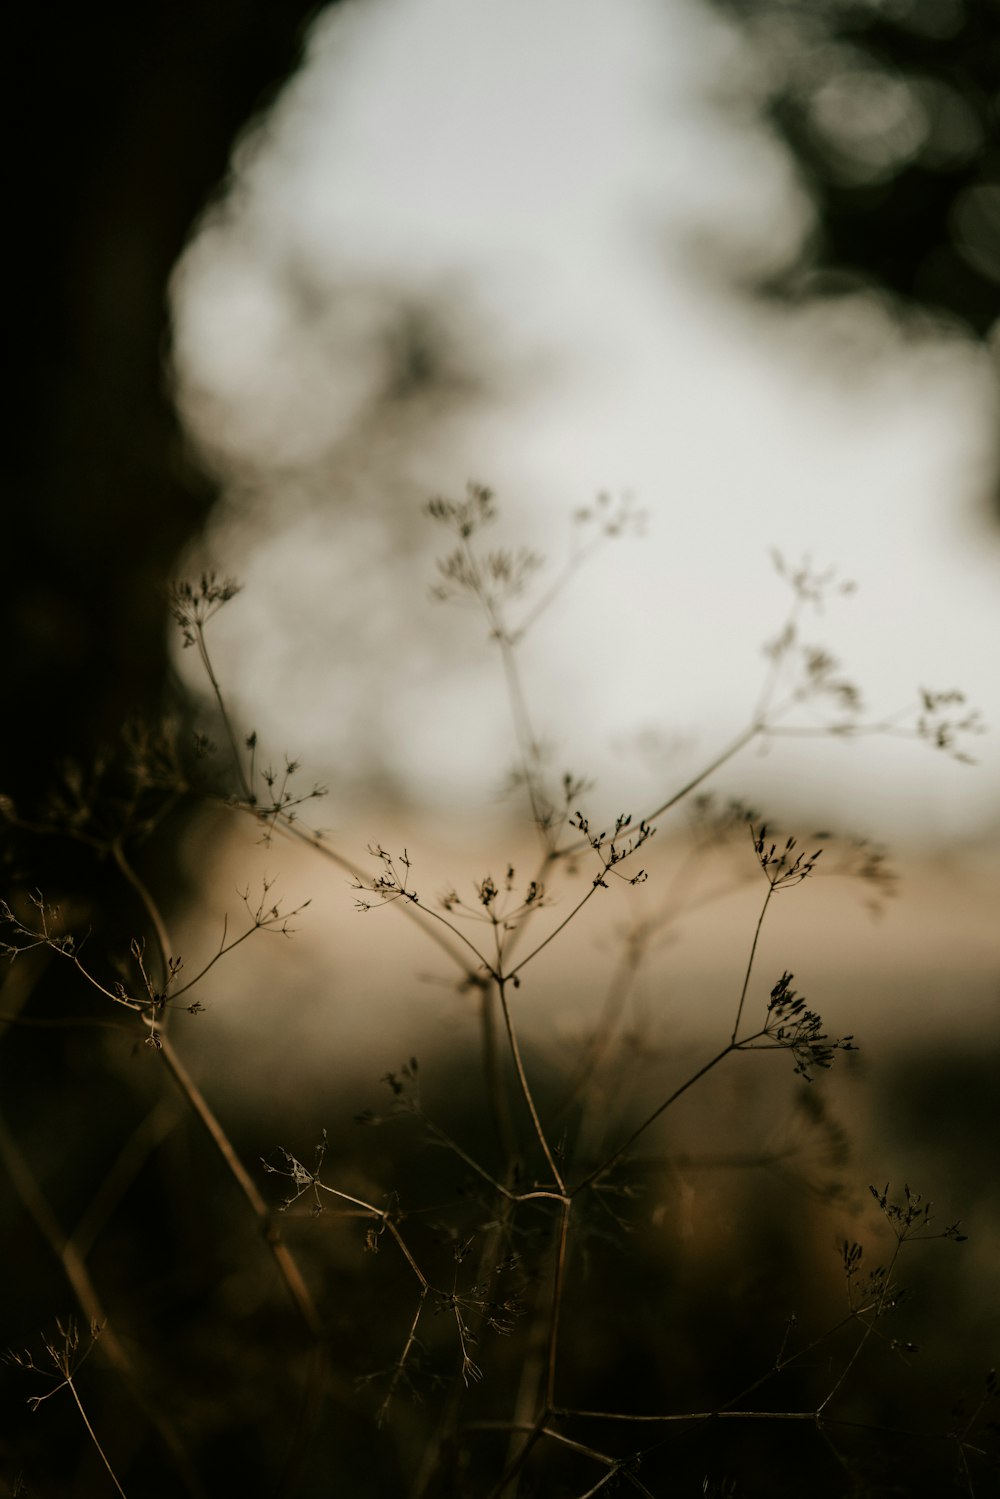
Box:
left=8, top=2, right=323, bottom=810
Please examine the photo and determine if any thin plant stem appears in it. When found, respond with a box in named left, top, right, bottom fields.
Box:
left=497, top=632, right=550, bottom=844
left=378, top=1289, right=428, bottom=1428
left=485, top=1418, right=547, bottom=1499
left=111, top=839, right=172, bottom=991
left=167, top=913, right=280, bottom=1002
left=572, top=1472, right=619, bottom=1499
left=110, top=844, right=327, bottom=1342
left=186, top=628, right=478, bottom=977
left=0, top=1114, right=202, bottom=1495
left=549, top=927, right=648, bottom=1123
left=409, top=1185, right=525, bottom=1499
left=496, top=977, right=565, bottom=1192
left=732, top=881, right=774, bottom=1043
left=417, top=1107, right=514, bottom=1199
left=573, top=1042, right=738, bottom=1193
left=753, top=595, right=804, bottom=725
left=479, top=982, right=517, bottom=1161
left=817, top=1237, right=904, bottom=1415
left=63, top=1375, right=130, bottom=1499
left=557, top=723, right=761, bottom=860
left=511, top=520, right=608, bottom=640
left=405, top=897, right=494, bottom=974
left=550, top=1406, right=953, bottom=1444
left=193, top=622, right=253, bottom=802
left=546, top=1201, right=571, bottom=1408
left=506, top=879, right=602, bottom=983
left=155, top=1031, right=323, bottom=1338
left=277, top=816, right=474, bottom=973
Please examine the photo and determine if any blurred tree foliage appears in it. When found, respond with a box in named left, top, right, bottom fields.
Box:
left=709, top=0, right=999, bottom=332
left=707, top=0, right=1000, bottom=507
left=9, top=0, right=997, bottom=826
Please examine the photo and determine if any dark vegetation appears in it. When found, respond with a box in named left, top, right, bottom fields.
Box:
left=1, top=493, right=996, bottom=1496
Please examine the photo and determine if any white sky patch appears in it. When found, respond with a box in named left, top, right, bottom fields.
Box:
left=170, top=0, right=1000, bottom=847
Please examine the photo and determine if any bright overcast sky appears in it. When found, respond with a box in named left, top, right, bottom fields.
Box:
left=171, top=0, right=1000, bottom=849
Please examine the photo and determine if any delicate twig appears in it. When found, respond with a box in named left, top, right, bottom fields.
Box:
left=378, top=1288, right=428, bottom=1428
left=546, top=1201, right=571, bottom=1407
left=111, top=840, right=172, bottom=993
left=557, top=724, right=760, bottom=860
left=497, top=632, right=550, bottom=844
left=0, top=1117, right=201, bottom=1494
left=573, top=1042, right=736, bottom=1193
left=155, top=1033, right=323, bottom=1336
left=62, top=1362, right=130, bottom=1499
left=11, top=1321, right=133, bottom=1498
left=732, top=881, right=773, bottom=1043
left=194, top=623, right=254, bottom=804
left=496, top=977, right=566, bottom=1192
left=506, top=880, right=603, bottom=983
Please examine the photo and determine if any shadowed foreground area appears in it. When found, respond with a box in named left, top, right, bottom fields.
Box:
left=2, top=805, right=996, bottom=1497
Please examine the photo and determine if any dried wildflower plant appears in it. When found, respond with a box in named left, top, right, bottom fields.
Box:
left=1, top=485, right=991, bottom=1497
left=7, top=1320, right=129, bottom=1499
